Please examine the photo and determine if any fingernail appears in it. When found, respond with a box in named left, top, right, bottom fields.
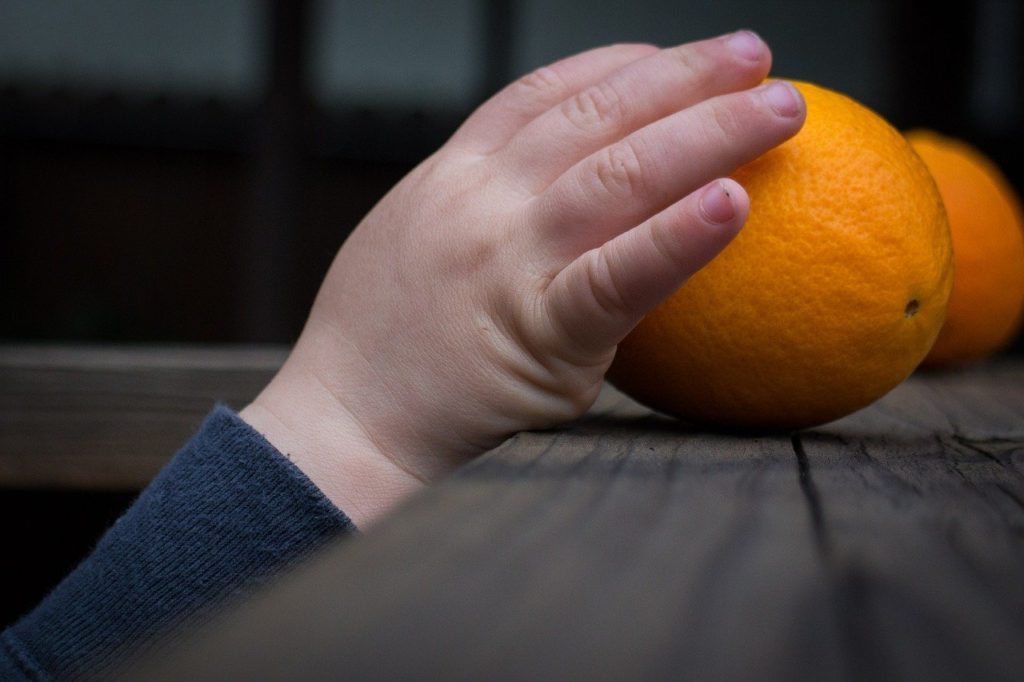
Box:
left=762, top=81, right=803, bottom=118
left=700, top=181, right=736, bottom=225
left=725, top=30, right=765, bottom=61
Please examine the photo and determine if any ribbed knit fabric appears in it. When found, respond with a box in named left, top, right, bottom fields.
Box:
left=0, top=405, right=356, bottom=680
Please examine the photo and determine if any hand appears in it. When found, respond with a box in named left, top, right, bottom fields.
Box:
left=241, top=31, right=806, bottom=526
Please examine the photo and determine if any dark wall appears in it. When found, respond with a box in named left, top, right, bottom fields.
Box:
left=2, top=1, right=1022, bottom=349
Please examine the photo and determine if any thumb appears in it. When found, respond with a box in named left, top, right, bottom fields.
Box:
left=543, top=179, right=748, bottom=360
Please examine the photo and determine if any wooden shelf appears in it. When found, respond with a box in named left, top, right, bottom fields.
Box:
left=0, top=344, right=285, bottom=489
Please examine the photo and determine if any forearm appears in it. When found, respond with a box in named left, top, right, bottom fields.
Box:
left=1, top=406, right=354, bottom=680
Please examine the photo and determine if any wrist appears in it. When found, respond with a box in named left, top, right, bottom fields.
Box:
left=239, top=349, right=424, bottom=529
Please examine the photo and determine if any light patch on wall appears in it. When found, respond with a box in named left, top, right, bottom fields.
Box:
left=0, top=0, right=264, bottom=100
left=309, top=0, right=480, bottom=109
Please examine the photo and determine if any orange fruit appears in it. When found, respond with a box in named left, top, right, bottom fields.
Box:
left=906, top=130, right=1024, bottom=367
left=607, top=81, right=953, bottom=431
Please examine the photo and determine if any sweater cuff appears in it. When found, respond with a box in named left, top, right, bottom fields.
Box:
left=1, top=404, right=356, bottom=680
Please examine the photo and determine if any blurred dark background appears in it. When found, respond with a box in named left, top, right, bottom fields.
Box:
left=1, top=0, right=1022, bottom=624
left=2, top=0, right=1023, bottom=346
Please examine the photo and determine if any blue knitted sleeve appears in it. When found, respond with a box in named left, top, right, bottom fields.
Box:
left=0, top=405, right=356, bottom=680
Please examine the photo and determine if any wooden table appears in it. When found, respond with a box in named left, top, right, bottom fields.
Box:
left=3, top=346, right=1023, bottom=680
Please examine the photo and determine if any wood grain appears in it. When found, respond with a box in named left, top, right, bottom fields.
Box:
left=795, top=365, right=1024, bottom=682
left=0, top=345, right=285, bottom=489
left=123, top=359, right=1024, bottom=681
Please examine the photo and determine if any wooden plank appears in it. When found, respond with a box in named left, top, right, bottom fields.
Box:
left=6, top=345, right=1023, bottom=678
left=125, top=395, right=833, bottom=679
left=795, top=361, right=1024, bottom=681
left=0, top=345, right=285, bottom=489
left=123, top=360, right=1024, bottom=681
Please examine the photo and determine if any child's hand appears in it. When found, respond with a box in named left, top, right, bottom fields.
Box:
left=241, top=31, right=805, bottom=526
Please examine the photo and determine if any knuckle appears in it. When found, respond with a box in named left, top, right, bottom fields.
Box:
left=664, top=43, right=705, bottom=76
left=592, top=140, right=645, bottom=200
left=514, top=65, right=568, bottom=101
left=705, top=103, right=743, bottom=141
left=561, top=80, right=627, bottom=134
left=585, top=249, right=631, bottom=317
left=648, top=212, right=687, bottom=267
left=662, top=42, right=723, bottom=89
